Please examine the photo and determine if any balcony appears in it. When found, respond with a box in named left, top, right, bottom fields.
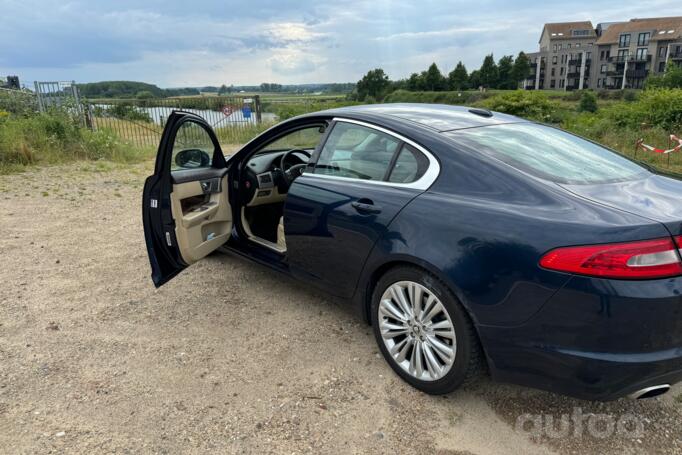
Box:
left=670, top=52, right=682, bottom=60
left=606, top=69, right=624, bottom=76
left=568, top=58, right=591, bottom=65
left=626, top=69, right=649, bottom=78
left=608, top=55, right=652, bottom=63
left=567, top=71, right=582, bottom=78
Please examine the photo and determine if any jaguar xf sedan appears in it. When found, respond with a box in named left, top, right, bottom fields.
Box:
left=143, top=104, right=682, bottom=401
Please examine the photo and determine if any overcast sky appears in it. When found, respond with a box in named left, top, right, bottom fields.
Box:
left=1, top=0, right=678, bottom=87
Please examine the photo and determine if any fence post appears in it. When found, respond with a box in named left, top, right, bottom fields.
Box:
left=34, top=81, right=44, bottom=112
left=254, top=95, right=262, bottom=124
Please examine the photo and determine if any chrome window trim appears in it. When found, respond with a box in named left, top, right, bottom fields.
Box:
left=307, top=117, right=441, bottom=191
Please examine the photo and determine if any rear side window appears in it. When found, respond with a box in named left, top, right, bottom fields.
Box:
left=314, top=122, right=400, bottom=181
left=447, top=123, right=649, bottom=184
left=388, top=144, right=429, bottom=183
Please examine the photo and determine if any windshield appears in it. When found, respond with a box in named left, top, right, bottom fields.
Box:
left=446, top=123, right=650, bottom=185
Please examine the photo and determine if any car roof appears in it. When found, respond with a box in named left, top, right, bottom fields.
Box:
left=315, top=103, right=527, bottom=133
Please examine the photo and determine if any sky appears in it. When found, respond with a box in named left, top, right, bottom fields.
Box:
left=1, top=0, right=679, bottom=87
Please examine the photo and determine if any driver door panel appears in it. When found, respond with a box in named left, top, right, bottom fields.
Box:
left=170, top=173, right=231, bottom=264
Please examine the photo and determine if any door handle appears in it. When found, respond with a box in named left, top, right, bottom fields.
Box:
left=352, top=199, right=381, bottom=214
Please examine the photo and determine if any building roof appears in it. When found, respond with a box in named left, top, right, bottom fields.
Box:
left=596, top=17, right=682, bottom=44
left=540, top=21, right=596, bottom=42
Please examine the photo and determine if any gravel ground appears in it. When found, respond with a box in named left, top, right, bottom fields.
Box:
left=1, top=161, right=681, bottom=454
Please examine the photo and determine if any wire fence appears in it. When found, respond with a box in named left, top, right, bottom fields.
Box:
left=84, top=95, right=267, bottom=148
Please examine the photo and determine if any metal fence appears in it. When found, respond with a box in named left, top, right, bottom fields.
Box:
left=34, top=81, right=84, bottom=122
left=84, top=95, right=265, bottom=148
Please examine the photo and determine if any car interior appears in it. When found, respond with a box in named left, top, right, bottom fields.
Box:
left=169, top=119, right=429, bottom=261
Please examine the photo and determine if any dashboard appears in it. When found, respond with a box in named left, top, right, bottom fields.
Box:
left=241, top=149, right=311, bottom=206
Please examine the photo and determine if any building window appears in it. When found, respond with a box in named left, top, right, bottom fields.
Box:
left=552, top=55, right=557, bottom=64
left=617, top=49, right=629, bottom=60
left=550, top=79, right=556, bottom=88
left=586, top=51, right=592, bottom=60
left=637, top=32, right=650, bottom=46
left=567, top=43, right=572, bottom=49
left=600, top=64, right=607, bottom=73
left=619, top=34, right=631, bottom=48
left=573, top=29, right=590, bottom=36
left=597, top=78, right=603, bottom=88
left=636, top=48, right=648, bottom=61
left=576, top=43, right=581, bottom=48
left=659, top=47, right=667, bottom=58
left=560, top=79, right=565, bottom=88
left=659, top=61, right=666, bottom=72
left=553, top=44, right=557, bottom=52
left=551, top=68, right=556, bottom=76
left=558, top=43, right=562, bottom=50
left=560, top=67, right=565, bottom=76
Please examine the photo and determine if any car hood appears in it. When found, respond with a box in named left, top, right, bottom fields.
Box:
left=559, top=174, right=682, bottom=236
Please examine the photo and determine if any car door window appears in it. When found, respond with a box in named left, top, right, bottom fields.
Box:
left=259, top=125, right=325, bottom=152
left=314, top=122, right=400, bottom=181
left=387, top=144, right=429, bottom=183
left=171, top=121, right=215, bottom=170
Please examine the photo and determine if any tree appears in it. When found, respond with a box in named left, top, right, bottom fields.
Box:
left=511, top=52, right=532, bottom=87
left=469, top=69, right=482, bottom=89
left=135, top=90, right=154, bottom=99
left=479, top=54, right=499, bottom=89
left=356, top=68, right=391, bottom=101
left=645, top=60, right=682, bottom=89
left=578, top=90, right=598, bottom=113
left=406, top=72, right=424, bottom=91
left=218, top=84, right=229, bottom=95
left=448, top=61, right=469, bottom=90
left=497, top=55, right=515, bottom=89
left=424, top=63, right=447, bottom=91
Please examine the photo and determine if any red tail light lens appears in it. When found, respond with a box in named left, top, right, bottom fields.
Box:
left=540, top=236, right=682, bottom=279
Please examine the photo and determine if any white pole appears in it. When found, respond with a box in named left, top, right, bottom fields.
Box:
left=578, top=50, right=586, bottom=90
left=535, top=58, right=541, bottom=89
left=622, top=58, right=628, bottom=89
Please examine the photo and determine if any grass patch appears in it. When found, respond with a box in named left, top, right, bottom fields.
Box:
left=0, top=111, right=155, bottom=174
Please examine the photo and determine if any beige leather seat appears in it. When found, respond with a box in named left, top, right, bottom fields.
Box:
left=277, top=216, right=286, bottom=250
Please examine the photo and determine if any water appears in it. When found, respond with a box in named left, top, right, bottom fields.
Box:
left=95, top=104, right=277, bottom=127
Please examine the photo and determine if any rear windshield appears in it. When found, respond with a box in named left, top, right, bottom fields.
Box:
left=446, top=123, right=649, bottom=184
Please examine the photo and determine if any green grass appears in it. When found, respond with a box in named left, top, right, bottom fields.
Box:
left=0, top=111, right=156, bottom=174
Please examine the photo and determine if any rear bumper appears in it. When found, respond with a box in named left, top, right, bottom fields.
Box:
left=478, top=274, right=682, bottom=400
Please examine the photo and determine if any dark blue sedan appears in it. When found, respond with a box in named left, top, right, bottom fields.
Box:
left=143, top=104, right=682, bottom=401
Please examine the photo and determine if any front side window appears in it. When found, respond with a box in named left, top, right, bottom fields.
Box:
left=619, top=34, right=631, bottom=48
left=636, top=48, right=648, bottom=61
left=171, top=121, right=215, bottom=170
left=314, top=122, right=400, bottom=181
left=446, top=123, right=648, bottom=184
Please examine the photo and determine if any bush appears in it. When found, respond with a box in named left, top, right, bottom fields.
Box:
left=106, top=103, right=152, bottom=122
left=605, top=88, right=682, bottom=130
left=478, top=90, right=559, bottom=121
left=0, top=111, right=150, bottom=172
left=578, top=91, right=598, bottom=113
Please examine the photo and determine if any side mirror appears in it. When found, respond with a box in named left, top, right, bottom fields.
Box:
left=175, top=149, right=211, bottom=169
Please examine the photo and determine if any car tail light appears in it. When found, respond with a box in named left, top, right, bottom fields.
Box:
left=539, top=236, right=682, bottom=279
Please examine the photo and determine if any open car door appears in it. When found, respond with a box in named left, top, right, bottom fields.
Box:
left=143, top=111, right=232, bottom=287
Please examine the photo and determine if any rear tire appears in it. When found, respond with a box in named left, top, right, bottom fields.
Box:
left=371, top=266, right=483, bottom=394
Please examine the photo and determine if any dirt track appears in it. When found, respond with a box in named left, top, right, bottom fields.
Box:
left=1, top=161, right=681, bottom=454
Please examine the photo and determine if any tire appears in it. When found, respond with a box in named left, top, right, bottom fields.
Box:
left=370, top=266, right=484, bottom=395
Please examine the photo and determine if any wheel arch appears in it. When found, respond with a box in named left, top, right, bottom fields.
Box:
left=360, top=255, right=491, bottom=373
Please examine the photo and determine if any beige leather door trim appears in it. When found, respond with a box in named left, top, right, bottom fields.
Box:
left=170, top=175, right=232, bottom=264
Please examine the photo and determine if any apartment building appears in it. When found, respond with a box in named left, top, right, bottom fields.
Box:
left=524, top=17, right=682, bottom=90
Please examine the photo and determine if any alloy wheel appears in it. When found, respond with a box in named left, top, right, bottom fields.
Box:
left=378, top=280, right=457, bottom=381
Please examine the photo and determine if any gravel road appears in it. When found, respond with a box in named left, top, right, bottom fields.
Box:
left=1, top=161, right=681, bottom=454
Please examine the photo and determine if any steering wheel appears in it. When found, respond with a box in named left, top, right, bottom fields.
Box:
left=280, top=149, right=312, bottom=186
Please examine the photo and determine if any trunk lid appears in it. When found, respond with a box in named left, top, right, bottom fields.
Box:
left=560, top=173, right=682, bottom=236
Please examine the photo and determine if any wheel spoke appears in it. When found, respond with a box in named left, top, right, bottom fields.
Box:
left=422, top=301, right=444, bottom=324
left=411, top=283, right=423, bottom=318
left=380, top=321, right=409, bottom=339
left=380, top=298, right=408, bottom=322
left=427, top=335, right=455, bottom=363
left=392, top=337, right=413, bottom=362
left=410, top=342, right=424, bottom=377
left=422, top=343, right=442, bottom=379
left=390, top=285, right=412, bottom=319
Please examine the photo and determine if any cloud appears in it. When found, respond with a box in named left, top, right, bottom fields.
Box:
left=2, top=0, right=681, bottom=86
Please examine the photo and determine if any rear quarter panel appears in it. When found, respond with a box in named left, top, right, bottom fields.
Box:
left=359, top=153, right=672, bottom=327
